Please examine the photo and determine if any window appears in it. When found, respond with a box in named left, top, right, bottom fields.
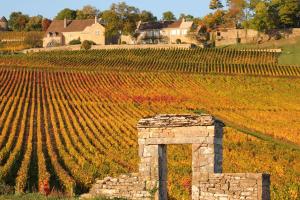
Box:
left=217, top=32, right=221, bottom=36
left=182, top=29, right=188, bottom=35
left=171, top=30, right=177, bottom=35
left=176, top=29, right=181, bottom=35
left=96, top=30, right=100, bottom=35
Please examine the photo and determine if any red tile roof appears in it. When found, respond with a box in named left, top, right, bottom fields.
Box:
left=46, top=19, right=96, bottom=33
left=166, top=20, right=182, bottom=29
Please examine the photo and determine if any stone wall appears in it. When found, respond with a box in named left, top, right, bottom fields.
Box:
left=80, top=173, right=152, bottom=200
left=193, top=173, right=270, bottom=200
left=81, top=114, right=270, bottom=200
left=22, top=44, right=193, bottom=53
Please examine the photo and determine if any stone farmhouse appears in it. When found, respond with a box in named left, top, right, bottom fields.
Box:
left=0, top=16, right=8, bottom=31
left=210, top=28, right=260, bottom=46
left=134, top=18, right=198, bottom=44
left=43, top=17, right=105, bottom=47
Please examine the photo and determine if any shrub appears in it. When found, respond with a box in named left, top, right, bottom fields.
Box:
left=0, top=182, right=14, bottom=195
left=81, top=40, right=92, bottom=50
left=46, top=40, right=61, bottom=48
left=69, top=39, right=81, bottom=45
left=176, top=39, right=181, bottom=44
left=24, top=32, right=43, bottom=48
left=121, top=41, right=127, bottom=44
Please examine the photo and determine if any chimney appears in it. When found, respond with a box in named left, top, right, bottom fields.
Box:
left=64, top=18, right=67, bottom=28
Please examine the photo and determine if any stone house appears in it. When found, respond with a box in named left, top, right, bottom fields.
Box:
left=211, top=28, right=260, bottom=46
left=134, top=20, right=174, bottom=44
left=0, top=16, right=8, bottom=31
left=162, top=18, right=196, bottom=44
left=43, top=17, right=106, bottom=47
left=134, top=19, right=198, bottom=44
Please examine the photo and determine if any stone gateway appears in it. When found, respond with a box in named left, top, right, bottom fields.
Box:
left=81, top=114, right=270, bottom=200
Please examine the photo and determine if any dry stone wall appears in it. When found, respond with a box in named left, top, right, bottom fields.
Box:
left=81, top=114, right=270, bottom=200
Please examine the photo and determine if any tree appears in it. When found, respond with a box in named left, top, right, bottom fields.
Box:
left=226, top=0, right=248, bottom=26
left=249, top=1, right=275, bottom=32
left=203, top=10, right=226, bottom=29
left=139, top=10, right=157, bottom=22
left=109, top=2, right=140, bottom=35
left=76, top=5, right=99, bottom=19
left=100, top=10, right=121, bottom=39
left=8, top=12, right=29, bottom=31
left=42, top=18, right=52, bottom=31
left=162, top=11, right=176, bottom=21
left=278, top=0, right=300, bottom=27
left=25, top=15, right=43, bottom=31
left=55, top=8, right=77, bottom=20
left=209, top=0, right=224, bottom=10
left=179, top=14, right=194, bottom=21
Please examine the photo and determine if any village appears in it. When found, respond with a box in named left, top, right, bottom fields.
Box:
left=1, top=0, right=300, bottom=52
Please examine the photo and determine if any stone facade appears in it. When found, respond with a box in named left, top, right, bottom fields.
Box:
left=81, top=114, right=270, bottom=200
left=43, top=18, right=106, bottom=47
left=211, top=28, right=261, bottom=46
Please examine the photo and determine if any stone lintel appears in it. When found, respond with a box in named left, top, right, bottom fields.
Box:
left=137, top=114, right=224, bottom=128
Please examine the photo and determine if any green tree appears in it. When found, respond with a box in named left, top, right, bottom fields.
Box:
left=8, top=12, right=29, bottom=31
left=209, top=0, right=224, bottom=10
left=100, top=10, right=121, bottom=40
left=179, top=13, right=194, bottom=21
left=55, top=8, right=77, bottom=20
left=162, top=11, right=176, bottom=21
left=25, top=15, right=43, bottom=31
left=250, top=1, right=275, bottom=32
left=110, top=2, right=140, bottom=35
left=278, top=0, right=300, bottom=27
left=76, top=5, right=99, bottom=19
left=139, top=10, right=157, bottom=22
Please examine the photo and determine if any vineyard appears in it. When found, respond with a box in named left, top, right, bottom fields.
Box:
left=0, top=48, right=299, bottom=199
left=0, top=32, right=44, bottom=53
left=1, top=48, right=300, bottom=77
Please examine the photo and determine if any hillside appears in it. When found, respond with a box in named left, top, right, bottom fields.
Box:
left=0, top=49, right=299, bottom=199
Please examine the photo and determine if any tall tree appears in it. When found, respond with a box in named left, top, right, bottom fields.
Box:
left=100, top=10, right=121, bottom=39
left=8, top=12, right=29, bottom=31
left=209, top=0, right=224, bottom=10
left=25, top=15, right=43, bottom=31
left=55, top=8, right=77, bottom=20
left=139, top=10, right=157, bottom=22
left=278, top=0, right=300, bottom=27
left=162, top=11, right=176, bottom=21
left=109, top=2, right=140, bottom=35
left=76, top=5, right=99, bottom=19
left=249, top=1, right=275, bottom=32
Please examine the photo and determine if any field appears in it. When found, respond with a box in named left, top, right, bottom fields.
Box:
left=0, top=48, right=299, bottom=199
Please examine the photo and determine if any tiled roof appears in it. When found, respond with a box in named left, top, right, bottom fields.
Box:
left=137, top=21, right=174, bottom=31
left=46, top=19, right=97, bottom=33
left=165, top=20, right=194, bottom=29
left=166, top=20, right=182, bottom=29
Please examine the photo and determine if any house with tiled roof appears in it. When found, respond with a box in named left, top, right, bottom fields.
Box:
left=162, top=18, right=195, bottom=44
left=0, top=16, right=8, bottom=31
left=43, top=17, right=106, bottom=47
left=134, top=18, right=197, bottom=44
